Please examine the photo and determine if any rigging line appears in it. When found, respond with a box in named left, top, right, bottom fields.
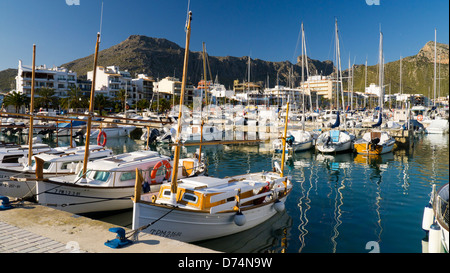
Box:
left=292, top=20, right=303, bottom=64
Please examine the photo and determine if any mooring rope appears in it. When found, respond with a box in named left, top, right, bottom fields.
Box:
left=126, top=206, right=177, bottom=242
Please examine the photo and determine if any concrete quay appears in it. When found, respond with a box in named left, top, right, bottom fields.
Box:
left=0, top=201, right=217, bottom=253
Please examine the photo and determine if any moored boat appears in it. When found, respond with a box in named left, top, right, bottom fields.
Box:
left=353, top=130, right=396, bottom=155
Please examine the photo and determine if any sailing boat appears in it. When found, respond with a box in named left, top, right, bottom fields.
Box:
left=131, top=12, right=292, bottom=243
left=273, top=22, right=313, bottom=154
left=316, top=20, right=354, bottom=154
left=354, top=32, right=395, bottom=155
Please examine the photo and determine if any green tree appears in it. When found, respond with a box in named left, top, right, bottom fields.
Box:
left=2, top=91, right=29, bottom=113
left=94, top=93, right=109, bottom=116
left=116, top=89, right=127, bottom=112
left=60, top=86, right=88, bottom=110
left=36, top=87, right=57, bottom=110
left=136, top=99, right=150, bottom=110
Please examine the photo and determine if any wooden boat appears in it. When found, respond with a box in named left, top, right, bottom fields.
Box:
left=35, top=149, right=204, bottom=214
left=131, top=12, right=292, bottom=243
left=0, top=145, right=112, bottom=199
left=353, top=131, right=396, bottom=155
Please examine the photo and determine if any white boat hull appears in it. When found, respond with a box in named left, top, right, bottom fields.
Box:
left=0, top=171, right=36, bottom=199
left=316, top=140, right=352, bottom=153
left=36, top=180, right=160, bottom=214
left=132, top=195, right=288, bottom=243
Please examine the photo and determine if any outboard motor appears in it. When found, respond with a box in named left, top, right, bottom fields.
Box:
left=147, top=128, right=160, bottom=144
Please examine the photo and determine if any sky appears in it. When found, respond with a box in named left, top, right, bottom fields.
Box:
left=0, top=0, right=448, bottom=72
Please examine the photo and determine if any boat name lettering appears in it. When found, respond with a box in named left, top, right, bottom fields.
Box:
left=0, top=182, right=20, bottom=189
left=149, top=229, right=182, bottom=238
left=54, top=189, right=81, bottom=197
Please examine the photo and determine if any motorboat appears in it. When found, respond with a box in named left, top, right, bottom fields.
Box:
left=353, top=130, right=396, bottom=155
left=315, top=130, right=354, bottom=153
left=425, top=119, right=449, bottom=134
left=272, top=130, right=313, bottom=153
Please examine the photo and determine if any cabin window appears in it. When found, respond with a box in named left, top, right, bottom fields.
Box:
left=1, top=155, right=22, bottom=164
left=61, top=161, right=76, bottom=170
left=93, top=171, right=110, bottom=182
left=162, top=189, right=171, bottom=197
left=43, top=162, right=52, bottom=170
left=119, top=172, right=136, bottom=182
left=182, top=193, right=198, bottom=204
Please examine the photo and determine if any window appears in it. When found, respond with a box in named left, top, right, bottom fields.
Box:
left=162, top=189, right=171, bottom=197
left=93, top=171, right=110, bottom=182
left=119, top=172, right=136, bottom=182
left=1, top=155, right=22, bottom=164
left=182, top=193, right=198, bottom=204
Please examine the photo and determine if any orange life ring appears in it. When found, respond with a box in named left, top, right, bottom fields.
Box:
left=97, top=130, right=107, bottom=146
left=150, top=159, right=171, bottom=183
left=417, top=115, right=423, bottom=121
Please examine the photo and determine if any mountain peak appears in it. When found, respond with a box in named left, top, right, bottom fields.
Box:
left=417, top=41, right=449, bottom=64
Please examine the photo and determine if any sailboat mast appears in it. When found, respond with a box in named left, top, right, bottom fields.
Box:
left=301, top=22, right=305, bottom=130
left=27, top=44, right=37, bottom=168
left=433, top=28, right=436, bottom=107
left=82, top=32, right=101, bottom=179
left=170, top=11, right=192, bottom=195
left=378, top=31, right=383, bottom=110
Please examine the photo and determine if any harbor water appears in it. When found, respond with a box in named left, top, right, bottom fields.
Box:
left=1, top=132, right=448, bottom=253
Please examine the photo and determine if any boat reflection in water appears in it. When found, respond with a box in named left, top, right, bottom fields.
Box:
left=195, top=210, right=292, bottom=253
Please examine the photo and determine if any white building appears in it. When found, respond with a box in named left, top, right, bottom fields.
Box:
left=153, top=76, right=194, bottom=104
left=87, top=66, right=132, bottom=99
left=132, top=74, right=154, bottom=102
left=365, top=83, right=385, bottom=97
left=15, top=60, right=77, bottom=97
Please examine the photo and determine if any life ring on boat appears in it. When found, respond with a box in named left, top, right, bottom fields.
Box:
left=97, top=130, right=107, bottom=146
left=150, top=159, right=171, bottom=183
left=417, top=115, right=423, bottom=121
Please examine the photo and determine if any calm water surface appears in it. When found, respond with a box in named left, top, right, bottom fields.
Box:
left=4, top=132, right=447, bottom=253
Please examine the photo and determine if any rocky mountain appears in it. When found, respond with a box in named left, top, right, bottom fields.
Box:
left=60, top=35, right=332, bottom=89
left=348, top=41, right=449, bottom=97
left=1, top=35, right=448, bottom=98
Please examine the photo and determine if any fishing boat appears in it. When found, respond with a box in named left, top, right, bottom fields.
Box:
left=130, top=12, right=292, bottom=243
left=422, top=183, right=449, bottom=253
left=35, top=149, right=205, bottom=214
left=353, top=130, right=396, bottom=155
left=0, top=145, right=113, bottom=199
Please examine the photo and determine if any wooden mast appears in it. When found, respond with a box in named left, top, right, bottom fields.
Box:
left=82, top=32, right=101, bottom=179
left=170, top=11, right=192, bottom=196
left=27, top=44, right=37, bottom=168
left=280, top=100, right=289, bottom=177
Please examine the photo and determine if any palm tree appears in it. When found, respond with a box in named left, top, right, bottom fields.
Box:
left=116, top=89, right=127, bottom=112
left=136, top=99, right=150, bottom=110
left=2, top=91, right=29, bottom=113
left=60, top=86, right=88, bottom=110
left=94, top=94, right=109, bottom=116
left=36, top=87, right=57, bottom=111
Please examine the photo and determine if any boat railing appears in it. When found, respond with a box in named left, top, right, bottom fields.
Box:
left=434, top=185, right=449, bottom=231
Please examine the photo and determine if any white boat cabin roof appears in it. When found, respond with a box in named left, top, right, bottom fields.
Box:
left=87, top=150, right=169, bottom=171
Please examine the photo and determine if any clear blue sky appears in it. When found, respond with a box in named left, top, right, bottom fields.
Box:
left=0, top=0, right=448, bottom=72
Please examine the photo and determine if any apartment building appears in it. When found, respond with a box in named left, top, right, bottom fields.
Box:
left=15, top=60, right=77, bottom=97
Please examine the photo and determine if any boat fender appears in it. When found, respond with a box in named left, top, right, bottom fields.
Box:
left=104, top=227, right=132, bottom=249
left=422, top=203, right=434, bottom=231
left=150, top=160, right=171, bottom=183
left=428, top=223, right=442, bottom=253
left=97, top=130, right=107, bottom=147
left=274, top=200, right=285, bottom=213
left=0, top=196, right=13, bottom=210
left=142, top=181, right=150, bottom=193
left=234, top=211, right=246, bottom=226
